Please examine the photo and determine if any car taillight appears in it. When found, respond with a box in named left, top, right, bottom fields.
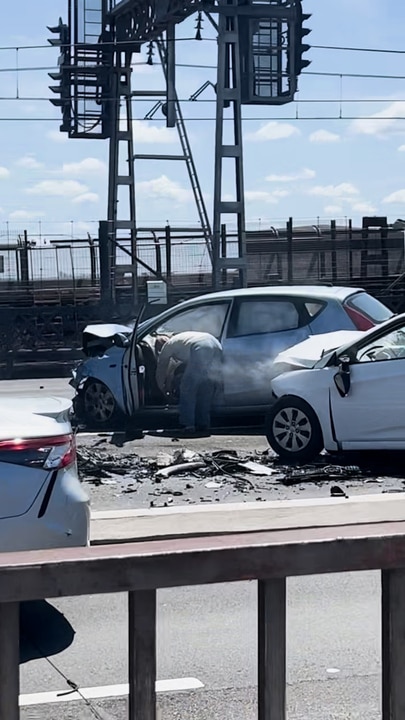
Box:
left=344, top=305, right=375, bottom=330
left=0, top=434, right=76, bottom=469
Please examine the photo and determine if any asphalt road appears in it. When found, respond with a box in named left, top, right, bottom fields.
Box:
left=19, top=573, right=382, bottom=719
left=0, top=378, right=391, bottom=718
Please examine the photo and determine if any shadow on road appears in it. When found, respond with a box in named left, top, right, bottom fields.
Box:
left=20, top=600, right=75, bottom=664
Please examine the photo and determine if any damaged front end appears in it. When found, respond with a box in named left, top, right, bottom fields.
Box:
left=81, top=323, right=133, bottom=357
left=70, top=322, right=133, bottom=395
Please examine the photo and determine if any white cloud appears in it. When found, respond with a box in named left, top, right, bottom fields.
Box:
left=309, top=129, right=340, bottom=144
left=74, top=221, right=97, bottom=234
left=350, top=101, right=405, bottom=137
left=245, top=122, right=300, bottom=142
left=0, top=167, right=10, bottom=179
left=324, top=205, right=344, bottom=215
left=72, top=192, right=100, bottom=204
left=136, top=175, right=193, bottom=203
left=47, top=129, right=69, bottom=144
left=133, top=120, right=177, bottom=144
left=266, top=168, right=315, bottom=183
left=9, top=210, right=45, bottom=220
left=351, top=201, right=377, bottom=213
left=308, top=183, right=360, bottom=199
left=398, top=144, right=405, bottom=152
left=26, top=180, right=89, bottom=198
left=15, top=155, right=43, bottom=169
left=273, top=190, right=290, bottom=198
left=383, top=189, right=405, bottom=204
left=61, top=158, right=107, bottom=176
left=245, top=191, right=278, bottom=204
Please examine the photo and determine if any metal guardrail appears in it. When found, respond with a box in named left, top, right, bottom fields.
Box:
left=2, top=512, right=405, bottom=718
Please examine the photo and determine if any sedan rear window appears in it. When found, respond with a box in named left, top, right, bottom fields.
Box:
left=345, top=293, right=393, bottom=324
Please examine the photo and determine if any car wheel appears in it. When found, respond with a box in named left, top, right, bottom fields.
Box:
left=266, top=397, right=323, bottom=462
left=82, top=379, right=121, bottom=428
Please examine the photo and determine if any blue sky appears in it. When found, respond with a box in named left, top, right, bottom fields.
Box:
left=0, top=0, right=405, bottom=241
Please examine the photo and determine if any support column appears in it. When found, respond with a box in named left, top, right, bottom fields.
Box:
left=0, top=602, right=20, bottom=720
left=213, top=0, right=247, bottom=290
left=382, top=569, right=405, bottom=720
left=107, top=60, right=138, bottom=306
left=128, top=590, right=157, bottom=720
left=258, top=579, right=286, bottom=720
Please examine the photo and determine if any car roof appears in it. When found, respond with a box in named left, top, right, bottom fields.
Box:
left=137, top=285, right=367, bottom=335
left=174, top=285, right=365, bottom=304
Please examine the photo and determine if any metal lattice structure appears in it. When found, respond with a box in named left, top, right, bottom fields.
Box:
left=48, top=0, right=311, bottom=305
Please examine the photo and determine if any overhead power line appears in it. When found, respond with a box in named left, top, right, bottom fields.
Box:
left=0, top=39, right=403, bottom=54
left=0, top=114, right=404, bottom=122
left=312, top=44, right=405, bottom=55
left=1, top=96, right=405, bottom=104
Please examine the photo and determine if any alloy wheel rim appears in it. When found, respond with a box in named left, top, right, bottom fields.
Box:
left=84, top=382, right=115, bottom=422
left=273, top=407, right=312, bottom=453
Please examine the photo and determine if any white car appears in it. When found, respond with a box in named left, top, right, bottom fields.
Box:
left=266, top=312, right=405, bottom=462
left=0, top=397, right=89, bottom=552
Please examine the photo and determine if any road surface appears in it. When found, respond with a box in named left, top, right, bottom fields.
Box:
left=0, top=378, right=389, bottom=718
left=18, top=572, right=381, bottom=719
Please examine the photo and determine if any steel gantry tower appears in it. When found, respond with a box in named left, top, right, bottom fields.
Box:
left=48, top=0, right=311, bottom=304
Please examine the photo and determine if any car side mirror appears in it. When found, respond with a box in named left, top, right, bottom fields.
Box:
left=113, top=332, right=130, bottom=348
left=333, top=355, right=351, bottom=397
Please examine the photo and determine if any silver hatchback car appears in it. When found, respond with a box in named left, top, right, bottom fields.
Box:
left=71, top=285, right=392, bottom=428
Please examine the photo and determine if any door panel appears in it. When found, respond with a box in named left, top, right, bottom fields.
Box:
left=222, top=298, right=308, bottom=407
left=331, top=359, right=405, bottom=447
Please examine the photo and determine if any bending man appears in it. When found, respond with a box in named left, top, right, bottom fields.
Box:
left=156, top=331, right=223, bottom=434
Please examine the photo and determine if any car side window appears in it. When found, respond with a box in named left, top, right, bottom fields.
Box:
left=228, top=300, right=300, bottom=338
left=304, top=301, right=325, bottom=318
left=153, top=302, right=230, bottom=339
left=356, top=326, right=405, bottom=363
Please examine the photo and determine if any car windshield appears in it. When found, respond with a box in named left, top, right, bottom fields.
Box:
left=357, top=326, right=405, bottom=362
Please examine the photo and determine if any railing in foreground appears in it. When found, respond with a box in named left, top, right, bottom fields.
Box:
left=2, top=502, right=405, bottom=719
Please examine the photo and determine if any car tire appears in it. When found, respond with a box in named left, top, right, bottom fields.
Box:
left=265, top=396, right=323, bottom=462
left=82, top=379, right=123, bottom=429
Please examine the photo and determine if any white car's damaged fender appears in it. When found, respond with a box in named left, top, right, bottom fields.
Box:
left=271, top=367, right=339, bottom=452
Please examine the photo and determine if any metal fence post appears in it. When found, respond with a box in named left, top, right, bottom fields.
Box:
left=382, top=569, right=405, bottom=719
left=286, top=218, right=293, bottom=283
left=0, top=602, right=19, bottom=720
left=128, top=590, right=157, bottom=720
left=258, top=579, right=286, bottom=720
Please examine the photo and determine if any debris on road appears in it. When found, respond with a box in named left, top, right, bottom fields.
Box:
left=155, top=461, right=206, bottom=478
left=76, top=435, right=398, bottom=507
left=330, top=485, right=349, bottom=498
left=238, top=460, right=275, bottom=476
left=282, top=464, right=361, bottom=486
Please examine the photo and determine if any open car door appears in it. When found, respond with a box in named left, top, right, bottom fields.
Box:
left=122, top=306, right=146, bottom=417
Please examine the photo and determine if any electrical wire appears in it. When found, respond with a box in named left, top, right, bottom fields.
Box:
left=21, top=625, right=105, bottom=720
left=0, top=114, right=403, bottom=121
left=3, top=63, right=405, bottom=83
left=0, top=39, right=404, bottom=53
left=312, top=44, right=405, bottom=55
left=2, top=96, right=405, bottom=104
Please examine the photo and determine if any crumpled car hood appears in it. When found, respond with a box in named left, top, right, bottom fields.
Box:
left=272, top=330, right=364, bottom=373
left=81, top=323, right=133, bottom=356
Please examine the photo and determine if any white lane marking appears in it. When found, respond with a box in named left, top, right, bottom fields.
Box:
left=19, top=677, right=204, bottom=707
